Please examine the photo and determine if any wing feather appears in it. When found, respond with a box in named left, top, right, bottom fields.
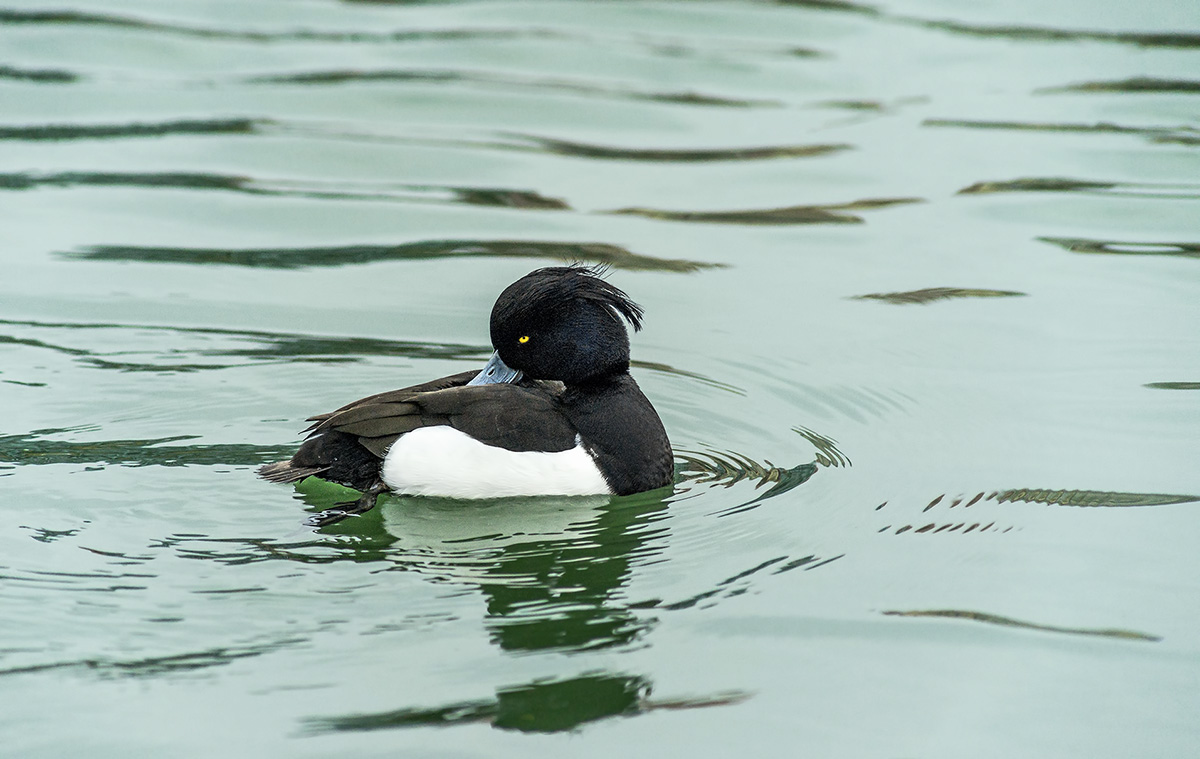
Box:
left=302, top=376, right=575, bottom=456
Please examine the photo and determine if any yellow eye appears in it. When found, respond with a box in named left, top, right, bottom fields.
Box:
left=518, top=335, right=530, bottom=344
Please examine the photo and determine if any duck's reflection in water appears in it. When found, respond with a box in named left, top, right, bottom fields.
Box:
left=297, top=483, right=762, bottom=732
left=307, top=672, right=749, bottom=734
left=375, top=491, right=668, bottom=654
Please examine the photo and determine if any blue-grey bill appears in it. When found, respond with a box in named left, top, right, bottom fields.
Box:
left=467, top=351, right=524, bottom=386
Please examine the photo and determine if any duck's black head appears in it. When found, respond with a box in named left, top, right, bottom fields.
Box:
left=487, top=265, right=644, bottom=386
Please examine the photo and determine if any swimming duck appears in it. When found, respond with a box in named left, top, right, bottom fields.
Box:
left=258, top=265, right=673, bottom=522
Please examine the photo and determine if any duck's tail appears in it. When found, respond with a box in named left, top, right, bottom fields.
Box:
left=257, top=460, right=326, bottom=484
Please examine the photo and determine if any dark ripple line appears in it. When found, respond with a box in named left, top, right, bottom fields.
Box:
left=959, top=176, right=1200, bottom=198
left=908, top=17, right=1200, bottom=49
left=878, top=487, right=1199, bottom=537
left=610, top=197, right=919, bottom=225
left=0, top=170, right=571, bottom=210
left=0, top=8, right=567, bottom=44
left=0, top=64, right=77, bottom=82
left=853, top=287, right=1026, bottom=304
left=0, top=118, right=262, bottom=141
left=0, top=431, right=295, bottom=468
left=0, top=640, right=303, bottom=679
left=0, top=318, right=489, bottom=373
left=0, top=116, right=844, bottom=163
left=66, top=239, right=718, bottom=272
left=506, top=133, right=850, bottom=162
left=633, top=360, right=744, bottom=396
left=0, top=171, right=253, bottom=192
left=1040, top=237, right=1200, bottom=259
left=769, top=0, right=879, bottom=14
left=657, top=557, right=787, bottom=611
left=1039, top=77, right=1200, bottom=95
left=247, top=68, right=778, bottom=109
left=643, top=553, right=838, bottom=612
left=0, top=8, right=823, bottom=61
left=878, top=487, right=1200, bottom=537
left=648, top=552, right=842, bottom=611
left=993, top=488, right=1200, bottom=508
left=883, top=521, right=1011, bottom=535
left=924, top=118, right=1200, bottom=145
left=883, top=609, right=1160, bottom=642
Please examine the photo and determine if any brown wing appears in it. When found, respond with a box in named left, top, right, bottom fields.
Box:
left=303, top=369, right=478, bottom=431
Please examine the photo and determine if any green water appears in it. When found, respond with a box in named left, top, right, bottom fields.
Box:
left=2, top=0, right=1199, bottom=755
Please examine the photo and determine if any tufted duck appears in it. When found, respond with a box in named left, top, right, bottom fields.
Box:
left=258, top=265, right=673, bottom=522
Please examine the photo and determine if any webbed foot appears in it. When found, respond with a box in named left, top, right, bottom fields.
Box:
left=306, top=481, right=389, bottom=527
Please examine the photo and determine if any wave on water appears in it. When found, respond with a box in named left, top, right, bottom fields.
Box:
left=0, top=118, right=261, bottom=141
left=875, top=487, right=1200, bottom=536
left=67, top=239, right=717, bottom=272
left=0, top=170, right=573, bottom=209
left=924, top=118, right=1200, bottom=146
left=246, top=68, right=779, bottom=108
left=1039, top=237, right=1200, bottom=260
left=882, top=609, right=1160, bottom=642
left=959, top=177, right=1200, bottom=199
left=610, top=197, right=921, bottom=225
left=853, top=287, right=1026, bottom=304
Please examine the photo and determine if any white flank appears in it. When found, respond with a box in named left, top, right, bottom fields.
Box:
left=381, top=426, right=612, bottom=499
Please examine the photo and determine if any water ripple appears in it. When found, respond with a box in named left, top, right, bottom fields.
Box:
left=875, top=488, right=1200, bottom=536
left=0, top=117, right=852, bottom=165
left=766, top=0, right=878, bottom=15
left=649, top=553, right=841, bottom=610
left=0, top=7, right=824, bottom=61
left=924, top=118, right=1200, bottom=146
left=959, top=177, right=1200, bottom=199
left=0, top=317, right=488, bottom=373
left=0, top=640, right=301, bottom=679
left=0, top=64, right=77, bottom=83
left=67, top=239, right=718, bottom=272
left=675, top=447, right=821, bottom=518
left=792, top=426, right=850, bottom=468
left=1039, top=77, right=1200, bottom=95
left=0, top=118, right=261, bottom=141
left=0, top=170, right=571, bottom=210
left=247, top=68, right=779, bottom=109
left=0, top=431, right=292, bottom=468
left=992, top=488, right=1200, bottom=508
left=908, top=18, right=1200, bottom=49
left=883, top=609, right=1160, bottom=642
left=1039, top=237, right=1200, bottom=260
left=853, top=287, right=1025, bottom=305
left=0, top=8, right=568, bottom=44
left=503, top=133, right=850, bottom=162
left=677, top=449, right=816, bottom=489
left=611, top=197, right=920, bottom=225
left=1144, top=381, right=1200, bottom=390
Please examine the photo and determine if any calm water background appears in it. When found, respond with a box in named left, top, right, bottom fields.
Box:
left=2, top=0, right=1199, bottom=755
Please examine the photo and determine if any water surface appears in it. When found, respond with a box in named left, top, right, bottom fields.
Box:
left=2, top=0, right=1198, bottom=756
